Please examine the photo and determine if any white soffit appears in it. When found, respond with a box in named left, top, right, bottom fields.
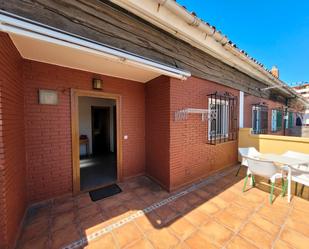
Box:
left=0, top=12, right=191, bottom=83
left=9, top=33, right=160, bottom=83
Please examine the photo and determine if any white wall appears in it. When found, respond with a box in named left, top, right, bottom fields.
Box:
left=78, top=97, right=116, bottom=156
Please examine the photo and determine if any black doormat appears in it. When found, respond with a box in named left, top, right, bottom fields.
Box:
left=89, top=184, right=122, bottom=202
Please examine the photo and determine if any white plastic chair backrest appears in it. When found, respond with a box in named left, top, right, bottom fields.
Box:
left=239, top=147, right=260, bottom=167
left=246, top=157, right=278, bottom=178
left=282, top=151, right=309, bottom=161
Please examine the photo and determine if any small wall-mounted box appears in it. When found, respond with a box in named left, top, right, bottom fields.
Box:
left=38, top=89, right=58, bottom=105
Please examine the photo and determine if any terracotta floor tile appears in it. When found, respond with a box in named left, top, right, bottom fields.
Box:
left=125, top=199, right=147, bottom=211
left=214, top=210, right=244, bottom=232
left=184, top=231, right=218, bottom=249
left=126, top=180, right=141, bottom=189
left=196, top=201, right=221, bottom=216
left=182, top=192, right=203, bottom=207
left=199, top=220, right=234, bottom=246
left=168, top=197, right=191, bottom=213
left=173, top=242, right=191, bottom=249
left=50, top=224, right=81, bottom=249
left=168, top=216, right=196, bottom=240
left=25, top=203, right=51, bottom=225
left=125, top=239, right=154, bottom=249
left=80, top=213, right=109, bottom=236
left=257, top=205, right=288, bottom=225
left=155, top=205, right=179, bottom=224
left=292, top=196, right=309, bottom=213
left=239, top=222, right=273, bottom=249
left=21, top=219, right=49, bottom=241
left=133, top=187, right=150, bottom=196
left=285, top=216, right=309, bottom=237
left=52, top=201, right=75, bottom=214
left=184, top=209, right=210, bottom=227
left=113, top=222, right=143, bottom=248
left=17, top=235, right=49, bottom=249
left=202, top=184, right=220, bottom=196
left=233, top=196, right=260, bottom=210
left=217, top=190, right=239, bottom=203
left=249, top=213, right=281, bottom=237
left=138, top=193, right=158, bottom=205
left=118, top=191, right=138, bottom=201
left=226, top=204, right=252, bottom=220
left=51, top=211, right=76, bottom=232
left=289, top=208, right=309, bottom=226
left=77, top=203, right=101, bottom=221
left=17, top=173, right=309, bottom=249
left=77, top=194, right=94, bottom=208
left=105, top=205, right=131, bottom=220
left=154, top=190, right=170, bottom=200
left=146, top=228, right=179, bottom=249
left=242, top=191, right=266, bottom=204
left=193, top=188, right=211, bottom=200
left=135, top=213, right=163, bottom=232
left=85, top=233, right=117, bottom=249
left=226, top=236, right=258, bottom=249
left=98, top=198, right=119, bottom=211
left=273, top=239, right=294, bottom=249
left=280, top=228, right=309, bottom=249
left=210, top=196, right=229, bottom=210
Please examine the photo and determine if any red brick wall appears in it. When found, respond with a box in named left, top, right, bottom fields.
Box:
left=169, top=77, right=239, bottom=190
left=145, top=76, right=170, bottom=189
left=0, top=33, right=27, bottom=249
left=244, top=94, right=285, bottom=135
left=23, top=60, right=146, bottom=202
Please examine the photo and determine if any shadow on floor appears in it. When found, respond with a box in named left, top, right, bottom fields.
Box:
left=17, top=165, right=309, bottom=249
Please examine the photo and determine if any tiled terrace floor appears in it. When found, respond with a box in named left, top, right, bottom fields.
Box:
left=17, top=165, right=309, bottom=249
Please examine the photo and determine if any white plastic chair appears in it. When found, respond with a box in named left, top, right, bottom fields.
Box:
left=243, top=157, right=287, bottom=204
left=282, top=151, right=309, bottom=197
left=236, top=147, right=261, bottom=176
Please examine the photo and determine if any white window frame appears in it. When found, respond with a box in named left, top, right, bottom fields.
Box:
left=252, top=106, right=261, bottom=134
left=208, top=98, right=229, bottom=140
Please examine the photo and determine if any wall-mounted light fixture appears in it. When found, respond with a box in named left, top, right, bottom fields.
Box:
left=38, top=89, right=58, bottom=105
left=93, top=78, right=103, bottom=90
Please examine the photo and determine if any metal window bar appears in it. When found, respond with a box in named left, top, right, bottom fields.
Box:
left=207, top=92, right=238, bottom=145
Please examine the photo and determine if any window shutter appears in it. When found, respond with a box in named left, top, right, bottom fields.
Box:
left=277, top=111, right=282, bottom=130
left=289, top=112, right=293, bottom=128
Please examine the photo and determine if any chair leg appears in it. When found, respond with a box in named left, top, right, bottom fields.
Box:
left=251, top=175, right=256, bottom=187
left=243, top=175, right=249, bottom=192
left=270, top=182, right=275, bottom=204
left=281, top=178, right=288, bottom=197
left=300, top=184, right=305, bottom=197
left=235, top=165, right=242, bottom=176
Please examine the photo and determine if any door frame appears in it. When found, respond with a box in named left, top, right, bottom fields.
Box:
left=71, top=89, right=122, bottom=195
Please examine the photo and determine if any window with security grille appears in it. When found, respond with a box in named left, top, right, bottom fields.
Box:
left=252, top=105, right=268, bottom=134
left=208, top=92, right=237, bottom=145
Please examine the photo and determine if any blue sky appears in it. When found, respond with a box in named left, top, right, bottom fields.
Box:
left=177, top=0, right=309, bottom=86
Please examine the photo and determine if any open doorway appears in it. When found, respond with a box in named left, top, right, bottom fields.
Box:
left=78, top=96, right=117, bottom=191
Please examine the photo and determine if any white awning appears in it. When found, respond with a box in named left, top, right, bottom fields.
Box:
left=0, top=12, right=191, bottom=83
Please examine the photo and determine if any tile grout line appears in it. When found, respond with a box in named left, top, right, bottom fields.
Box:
left=220, top=196, right=266, bottom=249
left=61, top=167, right=237, bottom=249
left=271, top=202, right=295, bottom=249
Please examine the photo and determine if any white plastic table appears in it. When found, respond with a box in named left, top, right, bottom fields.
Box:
left=260, top=153, right=309, bottom=202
